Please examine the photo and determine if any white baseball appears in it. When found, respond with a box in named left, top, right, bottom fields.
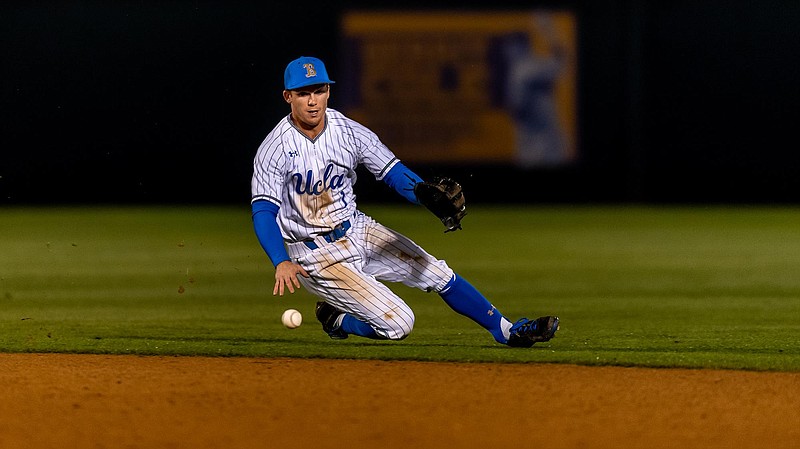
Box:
left=281, top=309, right=302, bottom=329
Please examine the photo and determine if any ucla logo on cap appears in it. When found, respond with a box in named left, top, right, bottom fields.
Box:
left=303, top=63, right=317, bottom=78
left=284, top=56, right=336, bottom=90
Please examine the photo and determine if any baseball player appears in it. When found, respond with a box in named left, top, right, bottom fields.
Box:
left=251, top=56, right=558, bottom=347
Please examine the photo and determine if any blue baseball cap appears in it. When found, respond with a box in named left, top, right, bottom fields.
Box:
left=283, top=56, right=336, bottom=90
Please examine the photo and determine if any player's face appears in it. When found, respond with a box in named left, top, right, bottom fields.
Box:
left=284, top=84, right=330, bottom=134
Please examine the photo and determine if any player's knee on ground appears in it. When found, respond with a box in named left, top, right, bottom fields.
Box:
left=374, top=309, right=415, bottom=340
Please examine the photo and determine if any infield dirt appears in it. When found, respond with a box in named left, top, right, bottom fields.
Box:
left=1, top=353, right=797, bottom=449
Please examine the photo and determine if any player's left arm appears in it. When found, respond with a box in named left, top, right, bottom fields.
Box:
left=348, top=115, right=422, bottom=204
left=382, top=157, right=467, bottom=233
left=382, top=161, right=423, bottom=204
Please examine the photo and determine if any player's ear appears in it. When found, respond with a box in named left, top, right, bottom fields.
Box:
left=283, top=90, right=292, bottom=103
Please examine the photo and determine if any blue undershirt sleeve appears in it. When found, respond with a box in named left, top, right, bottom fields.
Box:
left=382, top=161, right=423, bottom=204
left=252, top=200, right=290, bottom=267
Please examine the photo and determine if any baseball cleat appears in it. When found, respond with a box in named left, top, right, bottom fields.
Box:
left=507, top=316, right=560, bottom=348
left=315, top=301, right=348, bottom=340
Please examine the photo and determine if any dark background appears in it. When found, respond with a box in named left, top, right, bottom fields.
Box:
left=2, top=1, right=799, bottom=205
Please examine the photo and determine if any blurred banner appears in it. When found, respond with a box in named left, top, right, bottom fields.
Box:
left=340, top=10, right=578, bottom=167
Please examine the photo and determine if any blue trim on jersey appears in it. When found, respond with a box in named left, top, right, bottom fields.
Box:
left=251, top=194, right=281, bottom=205
left=377, top=157, right=399, bottom=178
left=383, top=161, right=423, bottom=204
left=252, top=200, right=291, bottom=267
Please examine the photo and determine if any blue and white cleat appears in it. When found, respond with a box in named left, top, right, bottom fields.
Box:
left=507, top=316, right=560, bottom=348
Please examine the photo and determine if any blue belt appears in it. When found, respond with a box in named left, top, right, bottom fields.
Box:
left=303, top=220, right=351, bottom=250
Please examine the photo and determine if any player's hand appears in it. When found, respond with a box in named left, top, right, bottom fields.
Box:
left=273, top=260, right=309, bottom=296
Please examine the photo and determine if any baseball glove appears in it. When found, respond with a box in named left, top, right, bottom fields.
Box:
left=413, top=177, right=466, bottom=232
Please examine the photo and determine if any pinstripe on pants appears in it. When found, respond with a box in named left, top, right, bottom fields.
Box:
left=286, top=211, right=454, bottom=340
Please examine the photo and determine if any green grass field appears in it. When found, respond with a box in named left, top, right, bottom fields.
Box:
left=2, top=205, right=799, bottom=371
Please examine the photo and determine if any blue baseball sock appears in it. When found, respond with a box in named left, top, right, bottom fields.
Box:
left=439, top=274, right=508, bottom=344
left=340, top=314, right=382, bottom=339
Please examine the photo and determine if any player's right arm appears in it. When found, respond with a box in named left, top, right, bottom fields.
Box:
left=252, top=200, right=309, bottom=296
left=273, top=260, right=309, bottom=296
left=252, top=126, right=310, bottom=295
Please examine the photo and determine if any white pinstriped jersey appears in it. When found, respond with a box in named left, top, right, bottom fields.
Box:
left=251, top=107, right=455, bottom=339
left=251, top=108, right=399, bottom=242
